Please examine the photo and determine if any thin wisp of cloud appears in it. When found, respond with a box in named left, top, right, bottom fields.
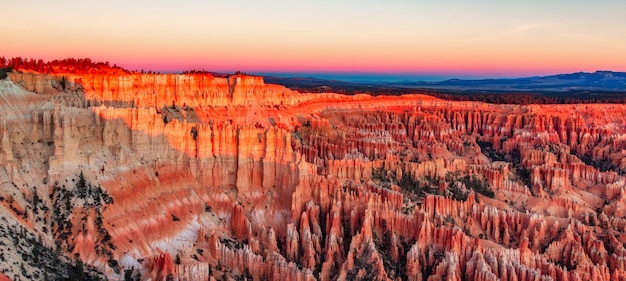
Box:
left=0, top=22, right=41, bottom=32
left=504, top=23, right=544, bottom=35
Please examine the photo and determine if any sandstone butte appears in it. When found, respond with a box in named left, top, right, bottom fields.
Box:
left=0, top=65, right=626, bottom=281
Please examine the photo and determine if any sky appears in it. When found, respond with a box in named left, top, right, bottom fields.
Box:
left=2, top=0, right=626, bottom=79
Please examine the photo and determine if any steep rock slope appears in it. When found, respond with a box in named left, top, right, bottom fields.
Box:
left=0, top=70, right=626, bottom=280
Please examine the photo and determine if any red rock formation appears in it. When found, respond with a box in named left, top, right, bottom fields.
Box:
left=2, top=68, right=626, bottom=280
left=144, top=253, right=176, bottom=281
left=231, top=204, right=249, bottom=240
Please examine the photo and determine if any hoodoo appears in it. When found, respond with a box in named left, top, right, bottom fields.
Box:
left=1, top=62, right=626, bottom=280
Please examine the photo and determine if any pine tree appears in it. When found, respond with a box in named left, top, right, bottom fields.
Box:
left=77, top=171, right=87, bottom=199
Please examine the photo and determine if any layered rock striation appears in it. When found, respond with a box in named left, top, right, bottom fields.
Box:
left=0, top=69, right=626, bottom=280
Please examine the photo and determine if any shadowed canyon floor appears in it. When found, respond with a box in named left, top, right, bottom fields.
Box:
left=1, top=69, right=626, bottom=281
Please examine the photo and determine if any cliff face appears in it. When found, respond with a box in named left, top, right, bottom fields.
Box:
left=1, top=71, right=626, bottom=281
left=8, top=72, right=303, bottom=108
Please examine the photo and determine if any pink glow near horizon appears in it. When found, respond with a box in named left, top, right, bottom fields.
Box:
left=3, top=1, right=626, bottom=77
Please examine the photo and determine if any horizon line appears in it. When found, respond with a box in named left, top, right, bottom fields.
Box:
left=2, top=55, right=622, bottom=82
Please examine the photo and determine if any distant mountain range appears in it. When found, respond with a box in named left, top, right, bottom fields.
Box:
left=391, top=71, right=626, bottom=91
left=264, top=71, right=626, bottom=92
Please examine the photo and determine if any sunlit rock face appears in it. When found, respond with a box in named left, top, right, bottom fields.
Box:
left=1, top=69, right=626, bottom=281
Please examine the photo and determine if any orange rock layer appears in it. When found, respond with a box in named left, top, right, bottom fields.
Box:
left=1, top=72, right=626, bottom=280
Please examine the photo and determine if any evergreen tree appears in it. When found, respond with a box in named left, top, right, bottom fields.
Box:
left=77, top=171, right=87, bottom=199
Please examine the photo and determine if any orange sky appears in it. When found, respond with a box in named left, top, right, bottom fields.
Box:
left=2, top=1, right=626, bottom=77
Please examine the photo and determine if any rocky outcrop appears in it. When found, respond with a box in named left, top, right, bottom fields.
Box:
left=9, top=72, right=302, bottom=108
left=1, top=69, right=626, bottom=280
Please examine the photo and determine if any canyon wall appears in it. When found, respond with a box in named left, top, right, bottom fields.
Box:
left=1, top=71, right=626, bottom=280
